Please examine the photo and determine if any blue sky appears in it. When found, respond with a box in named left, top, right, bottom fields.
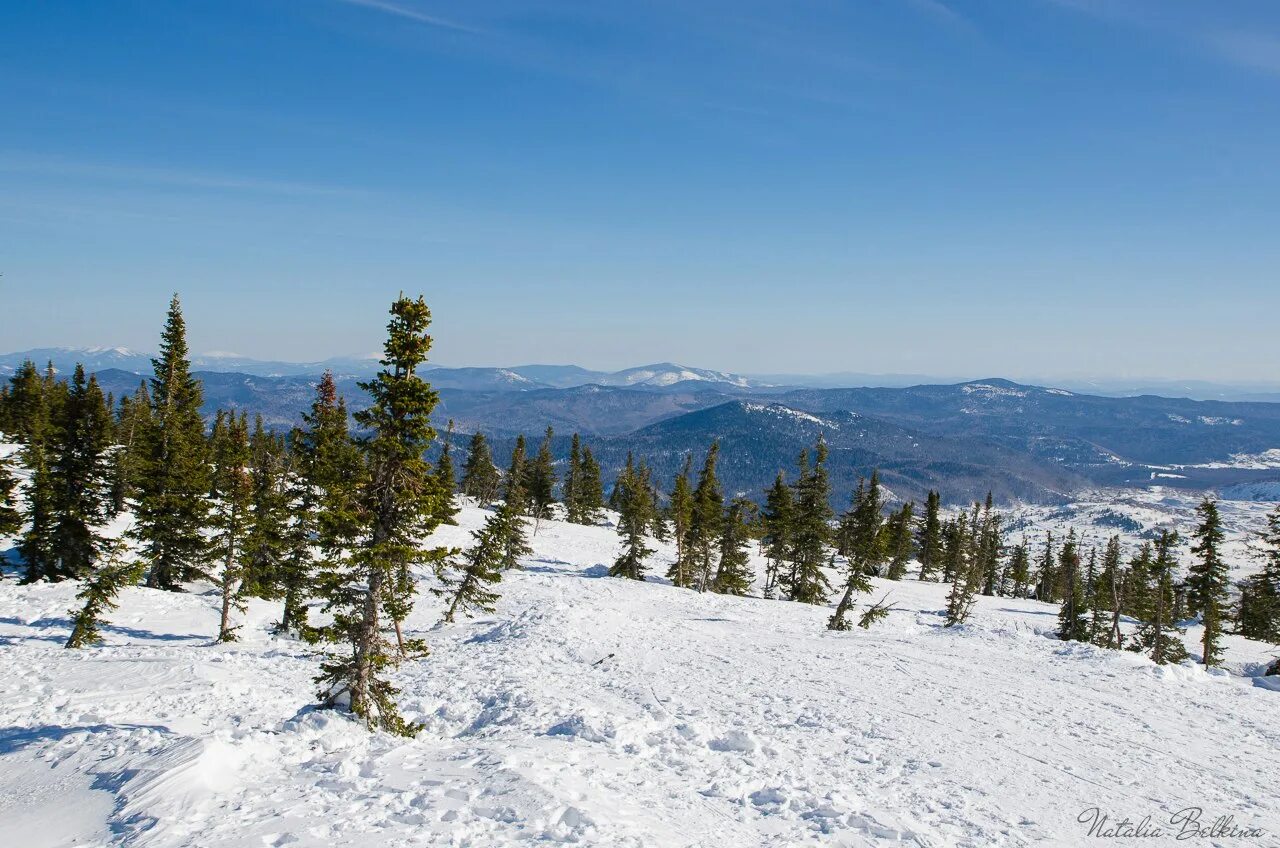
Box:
left=3, top=0, right=1279, bottom=380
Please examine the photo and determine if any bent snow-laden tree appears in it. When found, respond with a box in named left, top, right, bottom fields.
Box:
left=314, top=295, right=450, bottom=736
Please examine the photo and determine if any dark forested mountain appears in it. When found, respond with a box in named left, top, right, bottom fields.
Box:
left=19, top=355, right=1280, bottom=504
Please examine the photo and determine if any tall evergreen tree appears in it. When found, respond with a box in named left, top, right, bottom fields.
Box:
left=48, top=365, right=113, bottom=580
left=788, top=440, right=833, bottom=605
left=1237, top=506, right=1280, bottom=644
left=109, top=381, right=152, bottom=515
left=313, top=295, right=450, bottom=736
left=459, top=431, right=500, bottom=505
left=503, top=435, right=528, bottom=512
left=1094, top=536, right=1125, bottom=649
left=829, top=472, right=887, bottom=630
left=278, top=372, right=353, bottom=635
left=1057, top=531, right=1089, bottom=642
left=1129, top=533, right=1190, bottom=665
left=713, top=497, right=755, bottom=595
left=17, top=371, right=58, bottom=584
left=686, top=443, right=724, bottom=592
left=563, top=432, right=583, bottom=523
left=526, top=426, right=557, bottom=527
left=916, top=490, right=943, bottom=581
left=760, top=471, right=794, bottom=599
left=609, top=452, right=634, bottom=513
left=943, top=508, right=981, bottom=627
left=1034, top=531, right=1056, bottom=601
left=0, top=450, right=20, bottom=539
left=433, top=420, right=459, bottom=526
left=5, top=360, right=48, bottom=444
left=577, top=446, right=604, bottom=524
left=134, top=295, right=211, bottom=591
left=1006, top=539, right=1031, bottom=599
left=611, top=461, right=656, bottom=581
left=1188, top=498, right=1229, bottom=667
left=665, top=454, right=696, bottom=588
left=976, top=494, right=1003, bottom=596
left=208, top=412, right=252, bottom=642
left=241, top=415, right=290, bottom=600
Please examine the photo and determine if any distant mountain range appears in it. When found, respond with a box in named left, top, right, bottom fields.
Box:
left=5, top=347, right=1280, bottom=505
left=5, top=347, right=1279, bottom=401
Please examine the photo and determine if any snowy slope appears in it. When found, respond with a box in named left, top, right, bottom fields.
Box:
left=1, top=506, right=1278, bottom=847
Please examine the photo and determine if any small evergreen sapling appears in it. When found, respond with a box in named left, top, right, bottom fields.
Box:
left=64, top=537, right=141, bottom=649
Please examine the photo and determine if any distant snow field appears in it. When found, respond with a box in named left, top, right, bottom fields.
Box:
left=1, top=505, right=1277, bottom=847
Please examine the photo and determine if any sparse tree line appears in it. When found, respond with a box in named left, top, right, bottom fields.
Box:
left=3, top=297, right=1279, bottom=740
left=589, top=436, right=1277, bottom=668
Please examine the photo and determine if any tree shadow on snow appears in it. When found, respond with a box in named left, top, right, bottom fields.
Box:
left=0, top=615, right=206, bottom=644
left=0, top=722, right=173, bottom=755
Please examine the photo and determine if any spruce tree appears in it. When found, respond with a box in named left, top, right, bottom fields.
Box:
left=788, top=440, right=833, bottom=605
left=208, top=412, right=252, bottom=642
left=47, top=366, right=113, bottom=580
left=686, top=442, right=724, bottom=592
left=503, top=435, right=528, bottom=512
left=433, top=420, right=459, bottom=525
left=1034, top=531, right=1056, bottom=601
left=611, top=461, right=655, bottom=580
left=713, top=497, right=755, bottom=595
left=240, top=415, right=290, bottom=600
left=279, top=372, right=356, bottom=635
left=829, top=472, right=886, bottom=630
left=665, top=454, right=696, bottom=588
left=1189, top=498, right=1229, bottom=666
left=313, top=295, right=450, bottom=736
left=1130, top=532, right=1190, bottom=665
left=916, top=490, right=943, bottom=581
left=438, top=502, right=522, bottom=622
left=610, top=452, right=634, bottom=513
left=884, top=502, right=915, bottom=581
left=459, top=431, right=500, bottom=505
left=1007, top=539, right=1031, bottom=599
left=976, top=494, right=1003, bottom=596
left=64, top=538, right=142, bottom=648
left=109, top=382, right=152, bottom=515
left=760, top=471, right=794, bottom=600
left=0, top=450, right=20, bottom=539
left=1094, top=536, right=1124, bottom=649
left=17, top=374, right=58, bottom=584
left=134, top=295, right=211, bottom=590
left=943, top=512, right=981, bottom=627
left=1057, top=531, right=1089, bottom=642
left=577, top=446, right=604, bottom=524
left=5, top=360, right=48, bottom=444
left=1237, top=506, right=1280, bottom=643
left=563, top=432, right=583, bottom=523
left=526, top=426, right=557, bottom=528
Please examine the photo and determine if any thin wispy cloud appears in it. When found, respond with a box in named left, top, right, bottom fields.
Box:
left=901, top=0, right=973, bottom=32
left=1041, top=0, right=1280, bottom=81
left=1208, top=30, right=1280, bottom=78
left=336, top=0, right=481, bottom=35
left=0, top=151, right=363, bottom=198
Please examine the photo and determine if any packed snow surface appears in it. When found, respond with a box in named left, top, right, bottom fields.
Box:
left=1, top=506, right=1278, bottom=847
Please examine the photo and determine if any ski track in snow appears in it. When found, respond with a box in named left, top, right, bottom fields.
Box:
left=1, top=506, right=1278, bottom=847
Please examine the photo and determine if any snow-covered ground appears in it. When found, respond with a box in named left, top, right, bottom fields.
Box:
left=1003, top=486, right=1277, bottom=587
left=1, top=505, right=1277, bottom=847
